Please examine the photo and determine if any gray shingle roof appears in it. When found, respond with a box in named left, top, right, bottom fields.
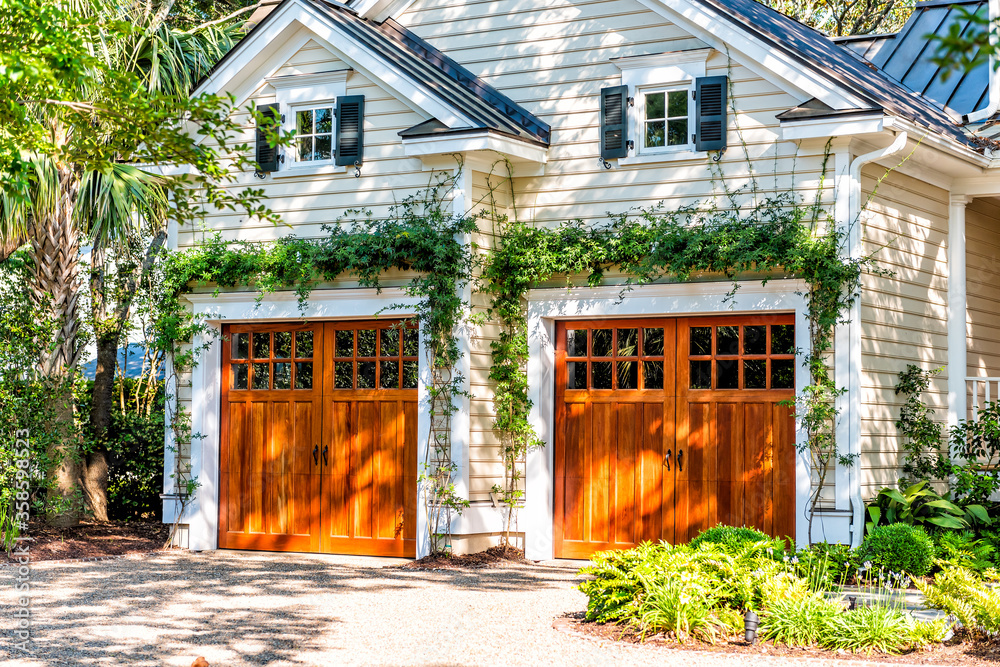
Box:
left=691, top=0, right=970, bottom=144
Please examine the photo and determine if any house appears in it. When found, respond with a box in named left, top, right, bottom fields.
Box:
left=162, top=0, right=1000, bottom=560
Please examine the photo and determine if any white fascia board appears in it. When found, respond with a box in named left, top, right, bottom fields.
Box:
left=402, top=132, right=549, bottom=164
left=184, top=287, right=419, bottom=321
left=353, top=0, right=419, bottom=22
left=779, top=114, right=888, bottom=141
left=191, top=0, right=476, bottom=130
left=635, top=0, right=869, bottom=111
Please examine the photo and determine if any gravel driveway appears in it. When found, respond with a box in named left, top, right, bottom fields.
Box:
left=0, top=551, right=936, bottom=666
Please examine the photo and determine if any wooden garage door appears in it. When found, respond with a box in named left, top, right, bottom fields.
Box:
left=554, top=315, right=796, bottom=559
left=219, top=321, right=418, bottom=557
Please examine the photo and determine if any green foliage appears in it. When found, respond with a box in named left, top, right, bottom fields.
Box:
left=761, top=594, right=842, bottom=646
left=950, top=402, right=1000, bottom=506
left=894, top=365, right=950, bottom=483
left=865, top=481, right=989, bottom=533
left=934, top=531, right=996, bottom=572
left=794, top=541, right=856, bottom=590
left=819, top=605, right=918, bottom=654
left=689, top=525, right=775, bottom=551
left=761, top=0, right=913, bottom=37
left=858, top=523, right=935, bottom=576
left=916, top=565, right=1000, bottom=635
left=635, top=571, right=726, bottom=643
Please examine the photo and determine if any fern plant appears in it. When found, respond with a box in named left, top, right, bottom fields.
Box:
left=915, top=566, right=1000, bottom=635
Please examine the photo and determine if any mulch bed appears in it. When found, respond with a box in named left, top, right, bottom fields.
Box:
left=2, top=520, right=171, bottom=563
left=392, top=545, right=529, bottom=570
left=555, top=613, right=1000, bottom=665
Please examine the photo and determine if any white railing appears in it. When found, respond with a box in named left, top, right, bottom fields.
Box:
left=968, top=377, right=1000, bottom=421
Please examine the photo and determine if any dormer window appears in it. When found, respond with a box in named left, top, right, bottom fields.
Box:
left=295, top=106, right=334, bottom=162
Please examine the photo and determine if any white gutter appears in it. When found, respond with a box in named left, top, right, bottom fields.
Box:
left=846, top=131, right=909, bottom=548
left=965, top=0, right=1000, bottom=124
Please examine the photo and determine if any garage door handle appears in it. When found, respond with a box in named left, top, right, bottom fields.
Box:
left=313, top=445, right=319, bottom=465
left=677, top=449, right=684, bottom=472
left=322, top=445, right=329, bottom=466
left=663, top=449, right=671, bottom=471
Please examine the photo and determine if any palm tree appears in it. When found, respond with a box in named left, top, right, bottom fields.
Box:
left=0, top=0, right=247, bottom=524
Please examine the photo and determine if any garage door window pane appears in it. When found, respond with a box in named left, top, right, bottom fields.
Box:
left=274, top=362, right=292, bottom=389
left=717, top=326, right=739, bottom=356
left=358, top=330, right=377, bottom=357
left=592, top=361, right=612, bottom=389
left=643, top=361, right=664, bottom=389
left=690, top=327, right=711, bottom=355
left=643, top=328, right=664, bottom=356
left=381, top=329, right=399, bottom=357
left=618, top=361, right=638, bottom=389
left=717, top=359, right=738, bottom=389
left=233, top=333, right=249, bottom=360
left=567, top=330, right=587, bottom=356
left=335, top=330, right=353, bottom=358
left=253, top=333, right=270, bottom=359
left=690, top=360, right=711, bottom=389
left=232, top=364, right=248, bottom=389
left=617, top=329, right=638, bottom=356
left=252, top=363, right=270, bottom=389
left=403, top=327, right=419, bottom=356
left=274, top=332, right=292, bottom=359
left=744, top=326, right=766, bottom=355
left=744, top=359, right=766, bottom=389
left=772, top=359, right=794, bottom=389
left=296, top=362, right=313, bottom=389
left=772, top=324, right=795, bottom=355
left=567, top=361, right=587, bottom=389
left=380, top=361, right=400, bottom=389
left=592, top=329, right=612, bottom=357
left=334, top=362, right=353, bottom=389
left=357, top=361, right=376, bottom=388
left=403, top=360, right=419, bottom=389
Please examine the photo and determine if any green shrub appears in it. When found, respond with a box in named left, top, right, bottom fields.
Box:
left=866, top=481, right=989, bottom=533
left=578, top=542, right=664, bottom=623
left=909, top=618, right=950, bottom=647
left=858, top=523, right=935, bottom=576
left=819, top=605, right=916, bottom=654
left=795, top=542, right=856, bottom=590
left=760, top=594, right=842, bottom=646
left=689, top=525, right=777, bottom=553
left=634, top=573, right=724, bottom=642
left=934, top=531, right=995, bottom=572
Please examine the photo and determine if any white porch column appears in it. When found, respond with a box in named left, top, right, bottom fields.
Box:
left=948, top=195, right=969, bottom=429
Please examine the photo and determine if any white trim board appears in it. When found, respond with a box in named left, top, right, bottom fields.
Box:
left=522, top=279, right=828, bottom=560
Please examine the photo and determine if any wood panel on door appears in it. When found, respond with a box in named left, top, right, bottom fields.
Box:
left=554, top=315, right=797, bottom=559
left=219, top=324, right=323, bottom=552
left=554, top=320, right=677, bottom=559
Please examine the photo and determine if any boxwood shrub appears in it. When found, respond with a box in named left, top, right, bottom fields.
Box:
left=858, top=523, right=935, bottom=576
left=690, top=525, right=772, bottom=551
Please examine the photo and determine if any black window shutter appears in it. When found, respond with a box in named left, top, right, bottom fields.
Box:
left=255, top=103, right=280, bottom=173
left=600, top=85, right=629, bottom=160
left=695, top=76, right=728, bottom=152
left=335, top=95, right=365, bottom=166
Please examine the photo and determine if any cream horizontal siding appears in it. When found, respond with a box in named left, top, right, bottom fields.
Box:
left=858, top=166, right=950, bottom=501
left=966, top=197, right=1000, bottom=387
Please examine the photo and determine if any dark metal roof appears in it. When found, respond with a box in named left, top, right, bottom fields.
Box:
left=836, top=0, right=989, bottom=118
left=691, top=0, right=969, bottom=144
left=309, top=0, right=550, bottom=144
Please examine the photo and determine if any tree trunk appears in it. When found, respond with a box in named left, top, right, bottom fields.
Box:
left=31, top=164, right=83, bottom=527
left=82, top=230, right=168, bottom=521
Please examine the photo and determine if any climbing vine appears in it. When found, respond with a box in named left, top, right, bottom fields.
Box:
left=154, top=171, right=477, bottom=554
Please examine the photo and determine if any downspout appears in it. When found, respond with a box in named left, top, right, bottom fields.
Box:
left=964, top=0, right=1000, bottom=124
left=846, top=131, right=909, bottom=548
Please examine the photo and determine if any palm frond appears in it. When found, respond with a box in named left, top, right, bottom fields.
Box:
left=76, top=163, right=170, bottom=249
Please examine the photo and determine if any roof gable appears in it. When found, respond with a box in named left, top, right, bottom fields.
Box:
left=194, top=0, right=549, bottom=144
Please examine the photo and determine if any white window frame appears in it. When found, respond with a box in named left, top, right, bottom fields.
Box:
left=264, top=69, right=351, bottom=178
left=612, top=48, right=712, bottom=165
left=289, top=102, right=337, bottom=166
left=637, top=85, right=694, bottom=155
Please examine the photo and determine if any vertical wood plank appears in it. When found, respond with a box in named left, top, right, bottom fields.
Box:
left=354, top=401, right=375, bottom=539
left=590, top=402, right=612, bottom=545
left=250, top=401, right=266, bottom=534
left=403, top=400, right=418, bottom=542
left=773, top=403, right=796, bottom=541
left=638, top=402, right=662, bottom=544
left=615, top=402, right=636, bottom=546
left=744, top=403, right=769, bottom=534
left=564, top=402, right=586, bottom=542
